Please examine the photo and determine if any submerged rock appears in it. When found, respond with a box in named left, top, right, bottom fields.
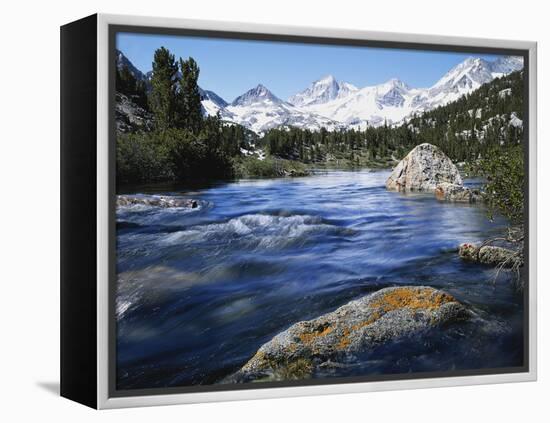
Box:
left=435, top=182, right=483, bottom=203
left=227, top=286, right=469, bottom=383
left=459, top=243, right=523, bottom=267
left=117, top=195, right=199, bottom=209
left=386, top=143, right=463, bottom=192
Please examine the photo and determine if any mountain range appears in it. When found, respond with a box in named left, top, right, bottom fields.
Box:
left=116, top=50, right=523, bottom=134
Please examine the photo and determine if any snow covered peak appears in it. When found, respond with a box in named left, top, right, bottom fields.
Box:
left=429, top=55, right=523, bottom=101
left=387, top=77, right=404, bottom=84
left=255, top=83, right=269, bottom=92
left=427, top=57, right=495, bottom=103
left=433, top=57, right=492, bottom=89
left=462, top=56, right=485, bottom=66
left=317, top=74, right=337, bottom=84
left=288, top=75, right=358, bottom=107
left=380, top=78, right=410, bottom=92
left=372, top=79, right=411, bottom=108
left=490, top=56, right=524, bottom=74
left=231, top=84, right=282, bottom=106
left=452, top=57, right=493, bottom=73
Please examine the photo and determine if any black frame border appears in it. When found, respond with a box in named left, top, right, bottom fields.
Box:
left=107, top=23, right=530, bottom=399
left=60, top=13, right=98, bottom=409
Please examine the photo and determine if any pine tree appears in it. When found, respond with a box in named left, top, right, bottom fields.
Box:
left=134, top=80, right=149, bottom=110
left=149, top=47, right=179, bottom=131
left=116, top=65, right=137, bottom=95
left=178, top=57, right=203, bottom=133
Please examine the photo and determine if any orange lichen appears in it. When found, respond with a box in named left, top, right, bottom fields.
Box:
left=332, top=289, right=454, bottom=352
left=254, top=289, right=456, bottom=364
left=336, top=312, right=381, bottom=350
left=370, top=288, right=454, bottom=313
left=336, top=328, right=351, bottom=349
left=351, top=311, right=382, bottom=331
left=298, top=324, right=333, bottom=345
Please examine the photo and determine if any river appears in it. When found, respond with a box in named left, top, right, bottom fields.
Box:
left=115, top=169, right=524, bottom=390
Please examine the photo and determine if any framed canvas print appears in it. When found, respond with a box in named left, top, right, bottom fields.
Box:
left=60, top=14, right=537, bottom=409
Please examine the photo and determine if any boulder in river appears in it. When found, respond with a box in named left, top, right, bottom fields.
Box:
left=227, top=286, right=469, bottom=383
left=435, top=182, right=483, bottom=203
left=117, top=195, right=199, bottom=209
left=386, top=143, right=463, bottom=192
left=459, top=243, right=523, bottom=267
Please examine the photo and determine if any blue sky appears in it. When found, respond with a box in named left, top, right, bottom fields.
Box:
left=117, top=32, right=505, bottom=102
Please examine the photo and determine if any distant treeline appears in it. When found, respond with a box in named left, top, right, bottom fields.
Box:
left=263, top=71, right=524, bottom=166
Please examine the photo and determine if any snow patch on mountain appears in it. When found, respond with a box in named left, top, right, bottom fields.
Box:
left=231, top=84, right=282, bottom=107
left=199, top=87, right=233, bottom=118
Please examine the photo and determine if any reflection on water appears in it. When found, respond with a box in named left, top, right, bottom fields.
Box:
left=116, top=169, right=524, bottom=389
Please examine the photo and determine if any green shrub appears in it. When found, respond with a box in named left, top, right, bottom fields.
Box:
left=233, top=156, right=309, bottom=178
left=478, top=145, right=525, bottom=223
left=116, top=132, right=174, bottom=184
left=116, top=128, right=236, bottom=185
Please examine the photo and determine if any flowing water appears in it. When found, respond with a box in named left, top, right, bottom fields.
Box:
left=115, top=169, right=524, bottom=390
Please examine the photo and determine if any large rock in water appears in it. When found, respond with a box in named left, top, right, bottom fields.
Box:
left=386, top=143, right=463, bottom=192
left=226, top=286, right=469, bottom=383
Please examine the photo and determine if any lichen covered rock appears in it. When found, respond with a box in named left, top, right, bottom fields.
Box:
left=435, top=183, right=483, bottom=203
left=459, top=243, right=523, bottom=267
left=478, top=246, right=517, bottom=266
left=458, top=243, right=478, bottom=261
left=386, top=143, right=463, bottom=192
left=117, top=195, right=200, bottom=209
left=227, top=286, right=469, bottom=383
